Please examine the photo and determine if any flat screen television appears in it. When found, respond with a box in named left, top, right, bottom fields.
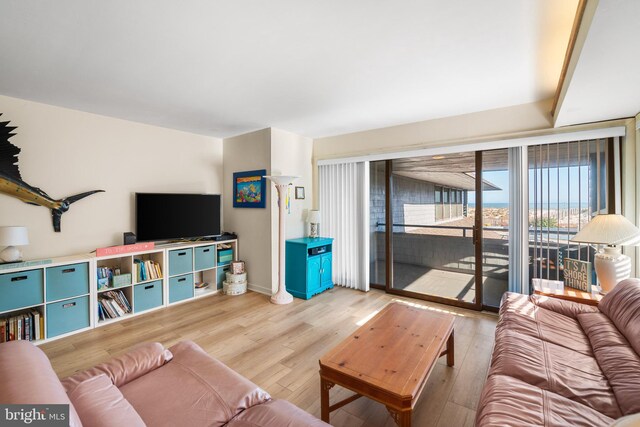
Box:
left=135, top=193, right=221, bottom=242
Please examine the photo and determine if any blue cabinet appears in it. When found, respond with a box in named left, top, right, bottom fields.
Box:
left=46, top=262, right=89, bottom=302
left=285, top=237, right=334, bottom=300
left=168, top=248, right=193, bottom=276
left=46, top=296, right=90, bottom=338
left=134, top=280, right=163, bottom=313
left=169, top=273, right=194, bottom=303
left=194, top=246, right=215, bottom=271
left=0, top=269, right=44, bottom=312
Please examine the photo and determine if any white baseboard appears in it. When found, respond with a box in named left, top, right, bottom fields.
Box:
left=247, top=282, right=273, bottom=296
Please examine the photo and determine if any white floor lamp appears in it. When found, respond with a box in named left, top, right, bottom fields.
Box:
left=265, top=175, right=299, bottom=304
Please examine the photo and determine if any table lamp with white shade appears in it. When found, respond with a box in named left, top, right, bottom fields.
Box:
left=308, top=210, right=321, bottom=238
left=264, top=175, right=299, bottom=305
left=0, top=226, right=29, bottom=263
left=571, top=214, right=640, bottom=293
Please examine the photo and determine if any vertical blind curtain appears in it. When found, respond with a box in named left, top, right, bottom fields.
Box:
left=508, top=147, right=529, bottom=294
left=319, top=162, right=370, bottom=291
left=529, top=139, right=611, bottom=287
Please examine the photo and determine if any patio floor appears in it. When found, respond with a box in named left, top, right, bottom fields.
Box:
left=371, top=262, right=507, bottom=308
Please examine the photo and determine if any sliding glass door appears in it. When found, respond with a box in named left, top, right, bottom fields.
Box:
left=366, top=137, right=619, bottom=310
left=370, top=161, right=387, bottom=288
left=480, top=149, right=510, bottom=308
left=368, top=150, right=515, bottom=310
left=388, top=152, right=479, bottom=309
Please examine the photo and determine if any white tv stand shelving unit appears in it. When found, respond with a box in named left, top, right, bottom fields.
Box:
left=0, top=239, right=237, bottom=344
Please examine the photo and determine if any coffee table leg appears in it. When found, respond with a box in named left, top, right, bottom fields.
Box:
left=447, top=330, right=455, bottom=367
left=387, top=407, right=412, bottom=427
left=320, top=377, right=334, bottom=423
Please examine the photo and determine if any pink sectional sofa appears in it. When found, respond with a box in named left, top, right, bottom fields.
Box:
left=0, top=339, right=329, bottom=427
left=476, top=278, right=640, bottom=426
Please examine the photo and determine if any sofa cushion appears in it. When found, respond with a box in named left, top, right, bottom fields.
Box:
left=67, top=374, right=145, bottom=427
left=0, top=341, right=83, bottom=427
left=62, top=342, right=173, bottom=393
left=579, top=312, right=640, bottom=416
left=530, top=293, right=600, bottom=319
left=599, top=278, right=640, bottom=355
left=224, top=399, right=330, bottom=427
left=489, top=328, right=621, bottom=418
left=475, top=374, right=614, bottom=427
left=497, top=292, right=593, bottom=355
left=120, top=340, right=270, bottom=426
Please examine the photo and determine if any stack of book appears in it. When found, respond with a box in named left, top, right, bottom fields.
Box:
left=0, top=310, right=44, bottom=342
left=97, top=266, right=118, bottom=290
left=98, top=290, right=132, bottom=321
left=133, top=259, right=162, bottom=282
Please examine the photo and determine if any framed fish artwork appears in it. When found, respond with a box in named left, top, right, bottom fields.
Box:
left=233, top=170, right=266, bottom=208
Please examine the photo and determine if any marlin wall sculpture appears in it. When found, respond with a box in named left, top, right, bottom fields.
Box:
left=0, top=114, right=104, bottom=232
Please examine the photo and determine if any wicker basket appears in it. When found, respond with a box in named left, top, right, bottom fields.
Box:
left=223, top=280, right=247, bottom=296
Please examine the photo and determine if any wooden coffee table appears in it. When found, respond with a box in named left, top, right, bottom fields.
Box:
left=319, top=302, right=455, bottom=427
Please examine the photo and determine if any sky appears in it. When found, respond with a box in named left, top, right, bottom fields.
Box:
left=467, top=166, right=592, bottom=206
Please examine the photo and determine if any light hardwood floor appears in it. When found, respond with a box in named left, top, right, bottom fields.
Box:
left=40, top=287, right=498, bottom=427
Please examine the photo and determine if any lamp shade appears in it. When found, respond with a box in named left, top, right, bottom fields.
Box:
left=308, top=210, right=321, bottom=223
left=0, top=226, right=29, bottom=246
left=571, top=214, right=640, bottom=246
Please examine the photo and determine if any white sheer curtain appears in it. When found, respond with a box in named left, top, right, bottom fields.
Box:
left=319, top=162, right=370, bottom=291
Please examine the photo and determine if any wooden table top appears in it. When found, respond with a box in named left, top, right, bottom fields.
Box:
left=319, top=302, right=455, bottom=400
left=533, top=285, right=603, bottom=306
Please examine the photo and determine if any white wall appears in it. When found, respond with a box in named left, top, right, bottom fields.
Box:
left=0, top=95, right=222, bottom=260
left=271, top=128, right=313, bottom=239
left=223, top=127, right=313, bottom=295
left=270, top=128, right=313, bottom=288
left=222, top=129, right=272, bottom=294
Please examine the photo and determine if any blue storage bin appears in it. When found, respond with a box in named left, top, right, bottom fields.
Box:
left=216, top=265, right=229, bottom=290
left=46, top=262, right=89, bottom=301
left=46, top=296, right=90, bottom=338
left=217, top=249, right=233, bottom=266
left=168, top=248, right=193, bottom=276
left=0, top=269, right=44, bottom=312
left=169, top=273, right=194, bottom=303
left=194, top=246, right=215, bottom=271
left=134, top=280, right=163, bottom=313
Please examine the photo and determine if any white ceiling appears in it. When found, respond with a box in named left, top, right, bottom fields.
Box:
left=555, top=0, right=640, bottom=127
left=0, top=1, right=578, bottom=138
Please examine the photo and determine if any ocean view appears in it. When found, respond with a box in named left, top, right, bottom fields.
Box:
left=469, top=202, right=585, bottom=209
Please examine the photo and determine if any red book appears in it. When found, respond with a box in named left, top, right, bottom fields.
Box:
left=96, top=242, right=155, bottom=257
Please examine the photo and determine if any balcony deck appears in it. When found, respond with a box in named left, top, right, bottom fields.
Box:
left=372, top=262, right=507, bottom=308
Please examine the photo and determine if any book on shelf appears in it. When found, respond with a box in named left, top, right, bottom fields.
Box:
left=0, top=310, right=43, bottom=343
left=98, top=290, right=132, bottom=320
left=133, top=259, right=162, bottom=282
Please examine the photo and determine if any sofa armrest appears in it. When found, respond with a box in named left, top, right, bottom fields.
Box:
left=0, top=341, right=84, bottom=427
left=61, top=342, right=173, bottom=393
left=529, top=294, right=599, bottom=319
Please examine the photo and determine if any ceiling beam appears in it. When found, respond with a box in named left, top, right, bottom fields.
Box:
left=551, top=0, right=598, bottom=122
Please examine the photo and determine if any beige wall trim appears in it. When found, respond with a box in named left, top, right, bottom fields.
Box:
left=314, top=118, right=630, bottom=164
left=552, top=0, right=599, bottom=123
left=317, top=125, right=625, bottom=166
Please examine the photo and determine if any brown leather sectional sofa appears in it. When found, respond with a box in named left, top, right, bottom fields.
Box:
left=476, top=278, right=640, bottom=426
left=0, top=339, right=329, bottom=426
